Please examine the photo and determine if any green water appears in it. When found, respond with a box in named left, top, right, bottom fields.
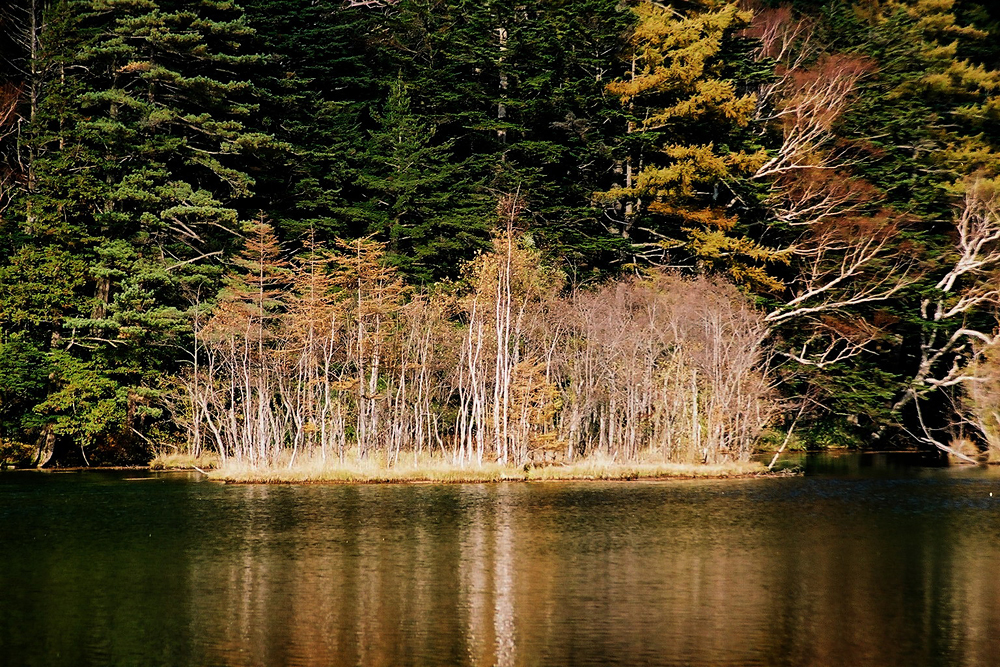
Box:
left=3, top=454, right=1000, bottom=666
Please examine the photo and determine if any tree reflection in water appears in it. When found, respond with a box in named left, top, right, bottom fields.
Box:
left=4, top=469, right=1000, bottom=666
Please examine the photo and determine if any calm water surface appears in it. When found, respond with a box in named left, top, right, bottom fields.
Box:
left=3, top=453, right=1000, bottom=666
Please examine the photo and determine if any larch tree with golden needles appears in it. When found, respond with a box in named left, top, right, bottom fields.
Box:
left=198, top=222, right=291, bottom=464
left=281, top=231, right=342, bottom=464
left=331, top=236, right=405, bottom=458
left=598, top=0, right=782, bottom=291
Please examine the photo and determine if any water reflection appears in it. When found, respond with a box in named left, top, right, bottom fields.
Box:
left=4, top=464, right=1000, bottom=666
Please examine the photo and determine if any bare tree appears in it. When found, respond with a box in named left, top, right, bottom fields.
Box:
left=895, top=180, right=1000, bottom=460
left=0, top=83, right=19, bottom=218
left=343, top=0, right=399, bottom=8
left=746, top=9, right=919, bottom=369
left=743, top=4, right=817, bottom=72
left=173, top=229, right=777, bottom=469
left=454, top=195, right=561, bottom=466
left=554, top=274, right=776, bottom=463
left=766, top=211, right=917, bottom=367
left=753, top=55, right=870, bottom=181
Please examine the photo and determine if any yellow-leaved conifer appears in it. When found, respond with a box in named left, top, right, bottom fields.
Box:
left=598, top=0, right=781, bottom=292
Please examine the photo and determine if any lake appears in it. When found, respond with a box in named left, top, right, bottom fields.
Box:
left=3, top=453, right=1000, bottom=666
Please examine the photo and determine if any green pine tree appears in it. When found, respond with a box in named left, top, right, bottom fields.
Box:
left=0, top=0, right=279, bottom=464
left=239, top=0, right=379, bottom=241
left=354, top=77, right=490, bottom=282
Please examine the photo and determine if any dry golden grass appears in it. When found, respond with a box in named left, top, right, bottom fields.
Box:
left=209, top=451, right=771, bottom=484
left=525, top=456, right=768, bottom=481
left=149, top=451, right=221, bottom=471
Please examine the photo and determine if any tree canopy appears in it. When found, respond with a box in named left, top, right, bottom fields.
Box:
left=2, top=0, right=1000, bottom=466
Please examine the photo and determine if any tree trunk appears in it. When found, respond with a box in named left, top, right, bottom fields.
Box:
left=32, top=424, right=54, bottom=467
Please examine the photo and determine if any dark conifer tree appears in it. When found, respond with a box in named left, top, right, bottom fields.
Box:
left=0, top=0, right=279, bottom=464
left=240, top=0, right=380, bottom=241
left=377, top=0, right=635, bottom=279
left=354, top=77, right=490, bottom=281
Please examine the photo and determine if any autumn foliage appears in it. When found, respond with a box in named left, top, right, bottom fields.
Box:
left=174, top=223, right=776, bottom=468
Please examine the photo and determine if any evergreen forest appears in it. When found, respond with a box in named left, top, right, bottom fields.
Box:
left=2, top=0, right=1000, bottom=470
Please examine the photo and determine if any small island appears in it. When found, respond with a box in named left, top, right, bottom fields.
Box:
left=0, top=0, right=998, bottom=478
left=152, top=450, right=773, bottom=484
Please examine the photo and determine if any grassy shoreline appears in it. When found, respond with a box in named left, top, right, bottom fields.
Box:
left=149, top=452, right=221, bottom=471
left=200, top=454, right=781, bottom=485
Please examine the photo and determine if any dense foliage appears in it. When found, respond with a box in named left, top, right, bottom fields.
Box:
left=1, top=0, right=999, bottom=466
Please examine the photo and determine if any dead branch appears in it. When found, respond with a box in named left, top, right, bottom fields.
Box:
left=343, top=0, right=399, bottom=8
left=754, top=55, right=872, bottom=181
